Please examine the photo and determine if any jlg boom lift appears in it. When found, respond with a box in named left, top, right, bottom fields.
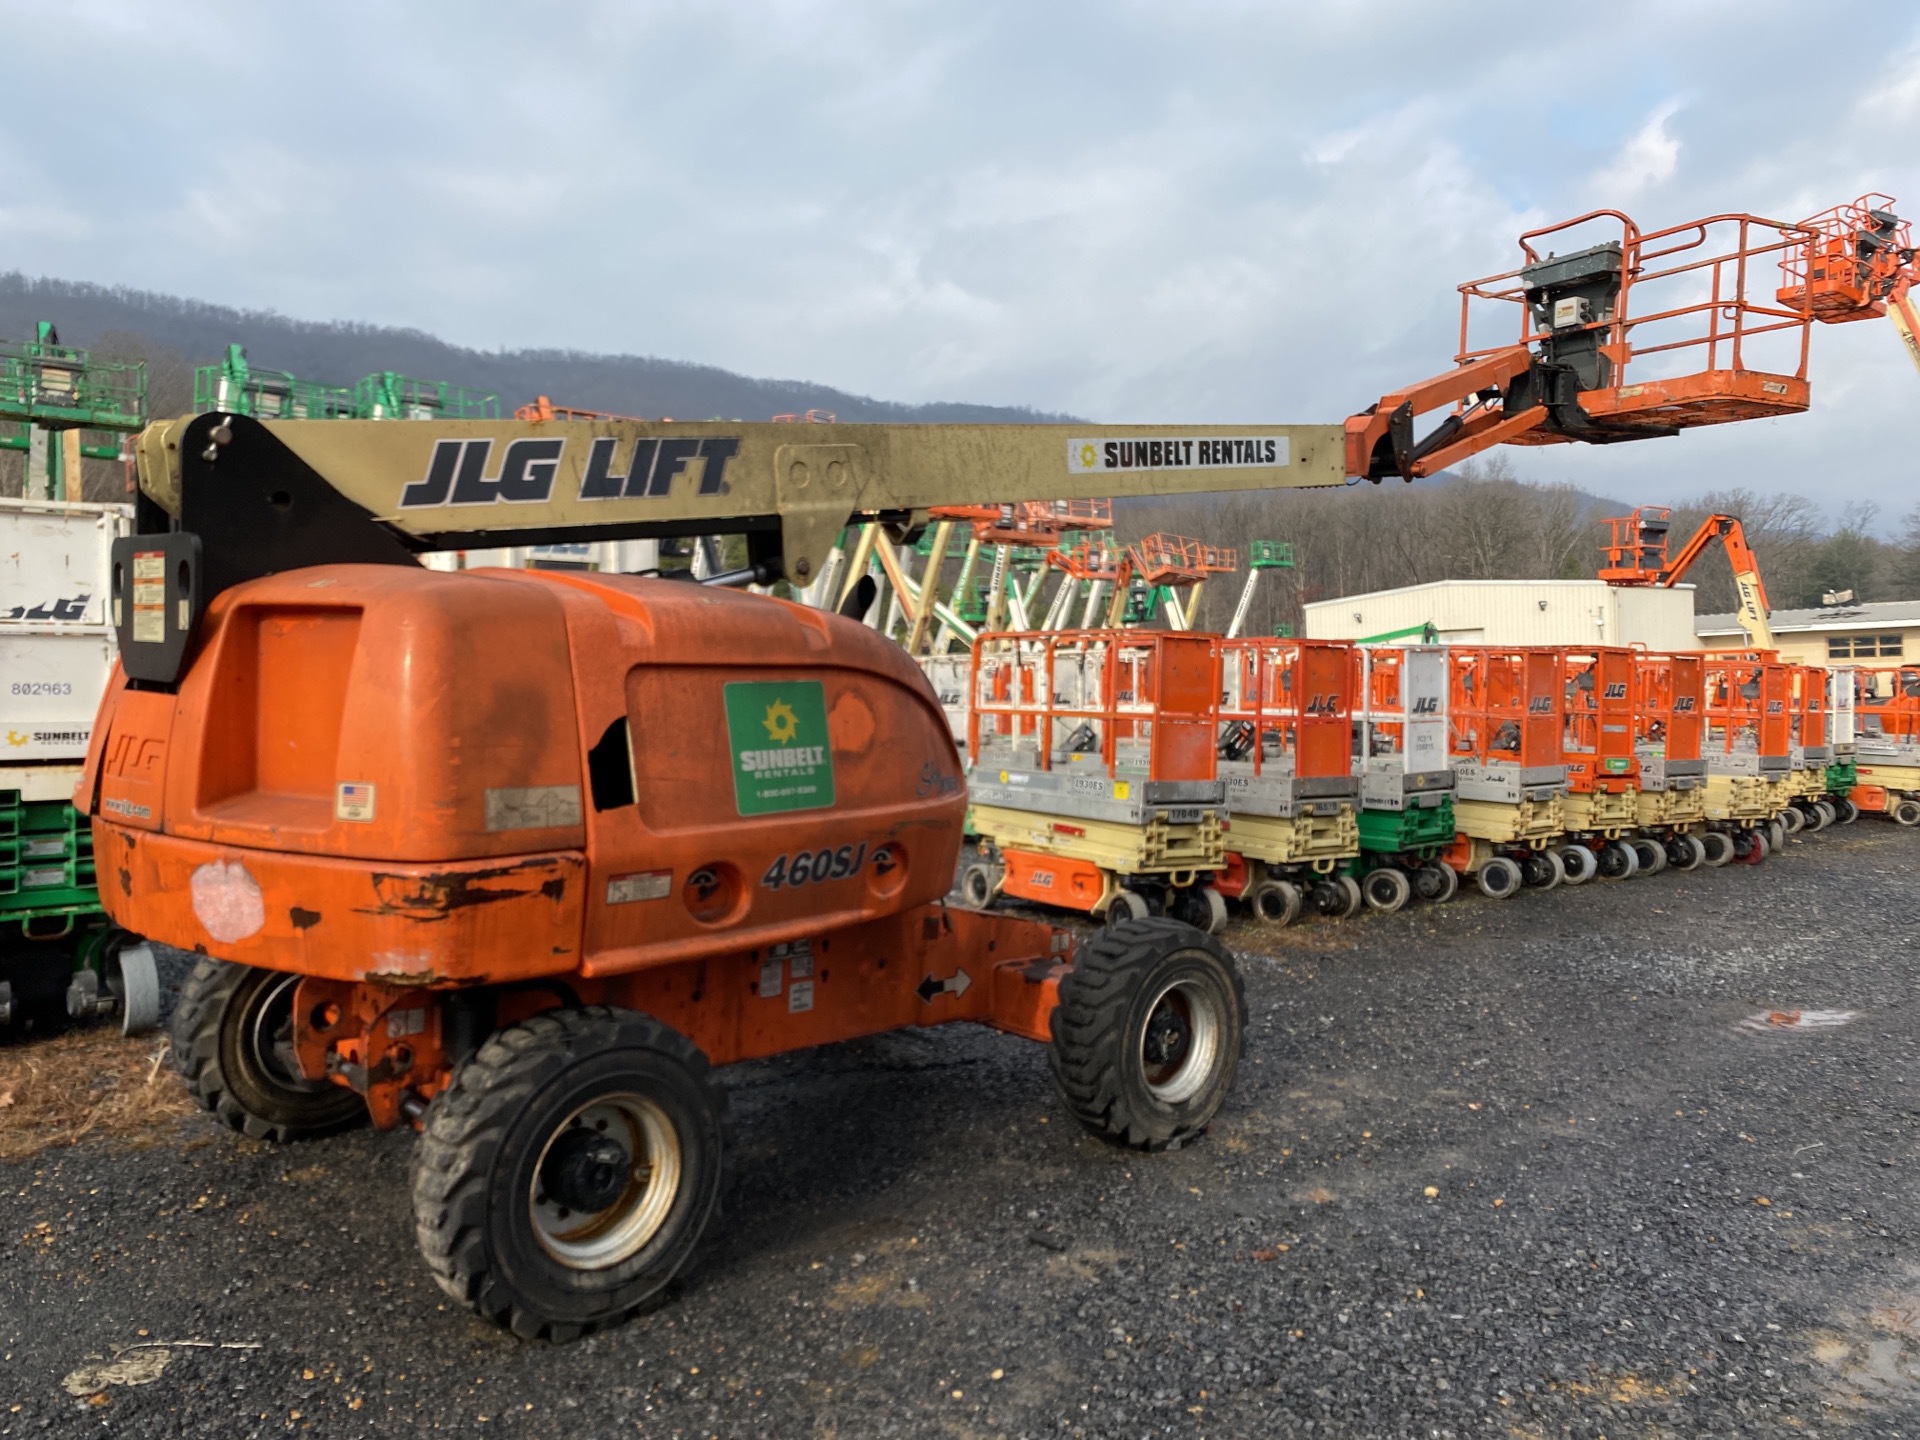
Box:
left=82, top=189, right=1909, bottom=1337
left=1211, top=638, right=1363, bottom=923
left=1349, top=643, right=1458, bottom=906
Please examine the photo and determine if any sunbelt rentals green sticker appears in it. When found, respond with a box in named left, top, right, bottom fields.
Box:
left=724, top=681, right=835, bottom=816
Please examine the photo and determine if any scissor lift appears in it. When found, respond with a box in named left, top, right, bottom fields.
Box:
left=1442, top=647, right=1569, bottom=898
left=1351, top=644, right=1458, bottom=905
left=1556, top=646, right=1663, bottom=882
left=1826, top=665, right=1861, bottom=821
left=1851, top=666, right=1920, bottom=825
left=1630, top=651, right=1714, bottom=867
left=1701, top=653, right=1793, bottom=860
left=1783, top=663, right=1841, bottom=832
left=1212, top=638, right=1362, bottom=924
left=965, top=630, right=1229, bottom=929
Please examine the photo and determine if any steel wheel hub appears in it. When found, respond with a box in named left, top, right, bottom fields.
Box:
left=530, top=1094, right=682, bottom=1271
left=1140, top=978, right=1222, bottom=1105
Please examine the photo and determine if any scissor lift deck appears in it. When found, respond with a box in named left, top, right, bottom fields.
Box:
left=1443, top=647, right=1569, bottom=897
left=965, top=630, right=1230, bottom=927
left=1213, top=638, right=1363, bottom=921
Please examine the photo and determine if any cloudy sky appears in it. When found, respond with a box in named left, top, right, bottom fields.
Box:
left=6, top=0, right=1919, bottom=521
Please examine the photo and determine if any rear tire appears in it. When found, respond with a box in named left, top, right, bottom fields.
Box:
left=1558, top=844, right=1598, bottom=886
left=1104, top=889, right=1152, bottom=927
left=1735, top=828, right=1769, bottom=864
left=1629, top=836, right=1667, bottom=875
left=1476, top=855, right=1522, bottom=899
left=1312, top=874, right=1363, bottom=920
left=1893, top=798, right=1920, bottom=828
left=1668, top=833, right=1706, bottom=872
left=1767, top=818, right=1788, bottom=853
left=1361, top=867, right=1413, bottom=913
left=1781, top=805, right=1805, bottom=835
left=1519, top=848, right=1564, bottom=891
left=1049, top=919, right=1245, bottom=1152
left=1247, top=878, right=1303, bottom=927
left=1177, top=885, right=1229, bottom=935
left=1700, top=830, right=1735, bottom=867
left=171, top=960, right=369, bottom=1143
left=412, top=1006, right=729, bottom=1342
left=957, top=861, right=994, bottom=909
left=1413, top=861, right=1459, bottom=904
left=1596, top=840, right=1639, bottom=880
left=1838, top=797, right=1860, bottom=825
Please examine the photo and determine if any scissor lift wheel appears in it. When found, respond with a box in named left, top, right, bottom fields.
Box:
left=1361, top=867, right=1412, bottom=913
left=1412, top=861, right=1458, bottom=904
left=1048, top=919, right=1245, bottom=1152
left=1557, top=844, right=1599, bottom=886
left=412, top=1007, right=729, bottom=1342
left=171, top=959, right=370, bottom=1143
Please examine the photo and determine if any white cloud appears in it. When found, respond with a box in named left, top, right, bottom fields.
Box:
left=1592, top=99, right=1685, bottom=197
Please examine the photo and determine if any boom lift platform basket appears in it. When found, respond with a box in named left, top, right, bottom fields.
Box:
left=1211, top=638, right=1362, bottom=923
left=964, top=629, right=1229, bottom=929
left=1442, top=647, right=1569, bottom=898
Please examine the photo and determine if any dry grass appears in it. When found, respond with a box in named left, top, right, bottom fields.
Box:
left=0, top=1026, right=195, bottom=1162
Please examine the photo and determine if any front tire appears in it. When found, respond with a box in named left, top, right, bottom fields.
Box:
left=1629, top=836, right=1667, bottom=875
left=1413, top=861, right=1459, bottom=904
left=1247, top=877, right=1303, bottom=927
left=1049, top=919, right=1245, bottom=1152
left=1558, top=844, right=1599, bottom=886
left=1520, top=848, right=1564, bottom=891
left=1476, top=855, right=1523, bottom=899
left=1361, top=867, right=1413, bottom=913
left=171, top=960, right=369, bottom=1143
left=411, top=1007, right=729, bottom=1342
left=1700, top=830, right=1735, bottom=867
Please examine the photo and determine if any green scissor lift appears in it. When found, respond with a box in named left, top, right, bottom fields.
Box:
left=1, top=324, right=159, bottom=1030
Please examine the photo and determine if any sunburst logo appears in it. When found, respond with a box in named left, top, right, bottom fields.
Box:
left=6, top=729, right=28, bottom=748
left=1078, top=442, right=1099, bottom=469
left=762, top=699, right=799, bottom=744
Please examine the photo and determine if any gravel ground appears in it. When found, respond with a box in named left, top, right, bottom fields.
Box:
left=3, top=822, right=1918, bottom=1438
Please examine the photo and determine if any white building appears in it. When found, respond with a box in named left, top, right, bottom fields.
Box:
left=1302, top=578, right=1699, bottom=650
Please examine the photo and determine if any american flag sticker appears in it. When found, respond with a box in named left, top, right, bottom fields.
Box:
left=336, top=782, right=376, bottom=823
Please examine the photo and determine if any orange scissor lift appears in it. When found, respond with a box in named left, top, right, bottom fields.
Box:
left=1211, top=638, right=1362, bottom=925
left=1701, top=653, right=1793, bottom=861
left=1852, top=666, right=1920, bottom=826
left=1555, top=645, right=1669, bottom=882
left=1441, top=647, right=1569, bottom=899
left=1352, top=644, right=1459, bottom=906
left=1782, top=663, right=1842, bottom=833
left=964, top=630, right=1230, bottom=930
left=1629, top=651, right=1715, bottom=868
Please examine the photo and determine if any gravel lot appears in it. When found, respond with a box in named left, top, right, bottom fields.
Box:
left=3, top=821, right=1919, bottom=1438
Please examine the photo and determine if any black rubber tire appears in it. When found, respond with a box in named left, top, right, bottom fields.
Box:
left=1049, top=918, right=1245, bottom=1152
left=1767, top=818, right=1788, bottom=854
left=171, top=959, right=369, bottom=1143
left=1781, top=804, right=1806, bottom=835
left=411, top=1006, right=729, bottom=1342
left=1104, top=889, right=1152, bottom=927
left=1413, top=861, right=1459, bottom=904
left=1246, top=877, right=1303, bottom=927
left=1558, top=844, right=1598, bottom=886
left=1812, top=800, right=1836, bottom=831
left=1312, top=874, right=1363, bottom=919
left=1893, top=798, right=1920, bottom=828
left=1838, top=797, right=1860, bottom=825
left=1361, top=867, right=1412, bottom=913
left=1700, top=830, right=1735, bottom=867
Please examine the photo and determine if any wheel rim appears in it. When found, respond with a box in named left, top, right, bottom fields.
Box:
left=530, top=1093, right=682, bottom=1271
left=962, top=868, right=990, bottom=906
left=243, top=974, right=331, bottom=1099
left=1139, top=976, right=1223, bottom=1106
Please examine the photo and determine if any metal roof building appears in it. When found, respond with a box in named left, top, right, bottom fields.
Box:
left=1302, top=578, right=1700, bottom=650
left=1696, top=598, right=1920, bottom=665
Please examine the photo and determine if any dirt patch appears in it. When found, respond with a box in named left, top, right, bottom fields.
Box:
left=0, top=1027, right=194, bottom=1162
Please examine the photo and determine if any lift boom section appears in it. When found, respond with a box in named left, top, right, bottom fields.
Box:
left=1599, top=506, right=1775, bottom=650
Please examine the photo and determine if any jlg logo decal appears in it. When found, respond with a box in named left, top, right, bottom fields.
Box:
left=1527, top=696, right=1554, bottom=713
left=1303, top=693, right=1342, bottom=715
left=398, top=436, right=740, bottom=508
left=1602, top=682, right=1628, bottom=699
left=1410, top=696, right=1441, bottom=714
left=103, top=732, right=164, bottom=780
left=1673, top=697, right=1697, bottom=712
